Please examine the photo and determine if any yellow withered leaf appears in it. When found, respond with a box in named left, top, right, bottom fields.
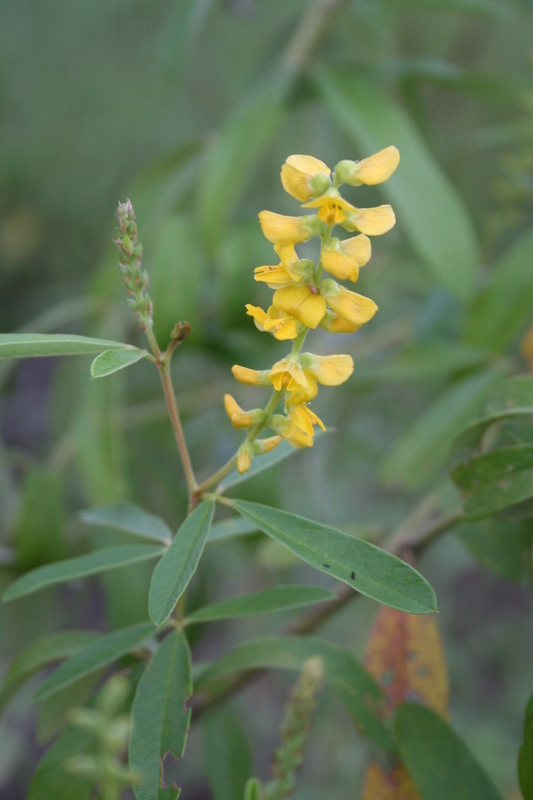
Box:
left=361, top=763, right=423, bottom=800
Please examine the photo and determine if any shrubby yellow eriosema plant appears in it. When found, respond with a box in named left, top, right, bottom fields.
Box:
left=226, top=146, right=400, bottom=472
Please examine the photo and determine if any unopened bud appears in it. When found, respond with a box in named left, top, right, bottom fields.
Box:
left=237, top=442, right=253, bottom=474
left=171, top=321, right=192, bottom=343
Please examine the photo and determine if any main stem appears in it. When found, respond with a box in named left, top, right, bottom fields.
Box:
left=159, top=363, right=199, bottom=497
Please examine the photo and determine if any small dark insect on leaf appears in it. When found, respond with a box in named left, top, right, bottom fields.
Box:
left=323, top=563, right=330, bottom=568
left=351, top=571, right=355, bottom=580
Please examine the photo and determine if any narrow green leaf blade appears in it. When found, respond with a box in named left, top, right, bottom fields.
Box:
left=232, top=501, right=436, bottom=614
left=195, top=635, right=393, bottom=751
left=129, top=631, right=192, bottom=800
left=3, top=545, right=165, bottom=601
left=79, top=503, right=172, bottom=543
left=0, top=333, right=133, bottom=359
left=519, top=693, right=533, bottom=800
left=393, top=703, right=504, bottom=800
left=27, top=725, right=93, bottom=800
left=0, top=630, right=98, bottom=713
left=207, top=516, right=258, bottom=543
left=317, top=68, right=480, bottom=300
left=148, top=501, right=214, bottom=627
left=186, top=585, right=335, bottom=624
left=204, top=712, right=252, bottom=800
left=90, top=348, right=147, bottom=378
left=34, top=621, right=156, bottom=701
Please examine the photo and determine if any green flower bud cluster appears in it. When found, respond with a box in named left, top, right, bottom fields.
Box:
left=115, top=200, right=153, bottom=327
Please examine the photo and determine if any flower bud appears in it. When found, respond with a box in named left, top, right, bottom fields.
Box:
left=334, top=147, right=399, bottom=186
left=237, top=442, right=253, bottom=474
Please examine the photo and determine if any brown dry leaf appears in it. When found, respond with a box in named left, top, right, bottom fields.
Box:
left=361, top=763, right=423, bottom=800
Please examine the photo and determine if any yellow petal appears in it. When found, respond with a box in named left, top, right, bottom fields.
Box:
left=246, top=304, right=269, bottom=331
left=340, top=146, right=400, bottom=186
left=259, top=211, right=310, bottom=244
left=289, top=404, right=315, bottom=437
left=321, top=235, right=370, bottom=282
left=224, top=393, right=243, bottom=419
left=272, top=286, right=326, bottom=329
left=281, top=420, right=314, bottom=448
left=320, top=310, right=363, bottom=334
left=269, top=358, right=308, bottom=391
left=285, top=371, right=319, bottom=405
left=281, top=155, right=331, bottom=202
left=254, top=265, right=294, bottom=288
left=342, top=205, right=396, bottom=236
left=305, top=407, right=326, bottom=431
left=269, top=315, right=300, bottom=341
left=254, top=435, right=283, bottom=454
left=303, top=192, right=357, bottom=227
left=343, top=234, right=372, bottom=267
left=304, top=353, right=354, bottom=386
left=232, top=365, right=270, bottom=386
left=324, top=287, right=378, bottom=327
left=237, top=449, right=252, bottom=474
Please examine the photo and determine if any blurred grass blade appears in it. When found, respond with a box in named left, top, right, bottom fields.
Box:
left=129, top=631, right=191, bottom=800
left=90, top=348, right=147, bottom=378
left=393, top=703, right=504, bottom=800
left=465, top=227, right=533, bottom=352
left=380, top=370, right=502, bottom=488
left=205, top=712, right=253, bottom=800
left=159, top=0, right=215, bottom=75
left=27, top=725, right=93, bottom=800
left=148, top=501, right=215, bottom=627
left=207, top=516, right=258, bottom=543
left=3, top=545, right=165, bottom=602
left=519, top=693, right=533, bottom=800
left=195, top=635, right=394, bottom=751
left=79, top=502, right=172, bottom=543
left=197, top=68, right=290, bottom=251
left=232, top=501, right=436, bottom=614
left=0, top=631, right=98, bottom=713
left=34, top=621, right=156, bottom=702
left=185, top=585, right=335, bottom=624
left=0, top=333, right=134, bottom=359
left=316, top=68, right=480, bottom=301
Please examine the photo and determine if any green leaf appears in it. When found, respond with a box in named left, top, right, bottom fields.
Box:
left=207, top=516, right=258, bottom=543
left=449, top=409, right=533, bottom=476
left=79, top=503, right=172, bottom=543
left=463, top=467, right=533, bottom=520
left=380, top=370, right=502, bottom=488
left=197, top=68, right=289, bottom=250
left=90, top=348, right=147, bottom=378
left=0, top=631, right=98, bottom=713
left=129, top=631, right=191, bottom=800
left=34, top=621, right=156, bottom=701
left=27, top=725, right=93, bottom=800
left=465, top=228, right=533, bottom=352
left=451, top=444, right=533, bottom=490
left=519, top=693, right=533, bottom=800
left=457, top=519, right=532, bottom=583
left=244, top=779, right=262, bottom=800
left=3, top=545, right=165, bottom=601
left=219, top=433, right=326, bottom=491
left=148, top=501, right=214, bottom=627
left=195, top=635, right=393, bottom=751
left=316, top=68, right=480, bottom=301
left=232, top=501, right=436, bottom=614
left=185, top=585, right=335, bottom=624
left=393, top=703, right=504, bottom=800
left=13, top=467, right=66, bottom=568
left=0, top=333, right=134, bottom=359
left=204, top=712, right=252, bottom=800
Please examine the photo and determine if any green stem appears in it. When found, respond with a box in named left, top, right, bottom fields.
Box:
left=159, top=363, right=198, bottom=497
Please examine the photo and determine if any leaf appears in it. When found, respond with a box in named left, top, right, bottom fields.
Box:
left=197, top=69, right=289, bottom=251
left=457, top=519, right=532, bottom=582
left=0, top=631, right=98, bottom=713
left=465, top=228, right=533, bottom=352
left=316, top=68, right=480, bottom=301
left=185, top=585, right=335, bottom=624
left=519, top=693, right=533, bottom=800
left=380, top=370, right=502, bottom=488
left=393, top=703, right=504, bottom=800
left=232, top=501, right=436, bottom=614
left=27, top=725, right=93, bottom=800
left=204, top=712, right=252, bottom=800
left=79, top=503, right=172, bottom=544
left=207, top=516, right=258, bottom=543
left=34, top=621, right=156, bottom=701
left=0, top=333, right=134, bottom=359
left=3, top=545, right=165, bottom=601
left=463, top=467, right=533, bottom=520
left=148, top=501, right=214, bottom=627
left=244, top=779, right=262, bottom=800
left=365, top=607, right=449, bottom=718
left=90, top=348, right=147, bottom=378
left=195, top=635, right=393, bottom=751
left=360, top=763, right=423, bottom=800
left=129, top=631, right=191, bottom=800
left=451, top=443, right=533, bottom=490
left=13, top=467, right=67, bottom=568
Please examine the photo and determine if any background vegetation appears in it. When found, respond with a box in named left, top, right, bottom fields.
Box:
left=1, top=0, right=533, bottom=797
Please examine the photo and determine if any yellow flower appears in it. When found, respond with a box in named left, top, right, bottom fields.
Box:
left=224, top=394, right=255, bottom=428
left=321, top=235, right=371, bottom=282
left=254, top=244, right=303, bottom=289
left=302, top=188, right=357, bottom=226
left=253, top=436, right=283, bottom=454
left=246, top=304, right=300, bottom=341
left=321, top=279, right=378, bottom=327
left=341, top=205, right=396, bottom=236
left=281, top=155, right=331, bottom=202
left=289, top=403, right=326, bottom=437
left=269, top=354, right=308, bottom=391
left=320, top=309, right=363, bottom=334
left=299, top=352, right=354, bottom=386
left=273, top=286, right=326, bottom=329
left=270, top=415, right=314, bottom=448
left=259, top=211, right=320, bottom=245
left=334, top=146, right=400, bottom=186
left=270, top=352, right=354, bottom=400
left=232, top=365, right=271, bottom=386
